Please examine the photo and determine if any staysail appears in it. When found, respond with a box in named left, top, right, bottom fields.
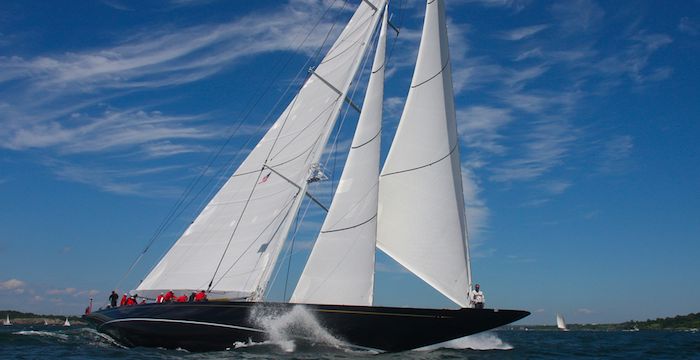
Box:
left=377, top=0, right=471, bottom=308
left=137, top=0, right=386, bottom=301
left=291, top=6, right=388, bottom=306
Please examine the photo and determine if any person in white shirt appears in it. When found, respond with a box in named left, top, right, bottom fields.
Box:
left=469, top=283, right=485, bottom=309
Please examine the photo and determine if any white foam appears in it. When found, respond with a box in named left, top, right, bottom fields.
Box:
left=415, top=332, right=513, bottom=351
left=248, top=305, right=345, bottom=352
left=14, top=330, right=69, bottom=340
left=80, top=328, right=128, bottom=349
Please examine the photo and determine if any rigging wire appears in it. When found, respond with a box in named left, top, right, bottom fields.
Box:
left=205, top=0, right=351, bottom=293
left=113, top=0, right=347, bottom=292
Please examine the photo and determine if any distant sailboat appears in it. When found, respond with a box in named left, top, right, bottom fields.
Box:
left=44, top=319, right=49, bottom=326
left=556, top=313, right=569, bottom=331
left=3, top=314, right=11, bottom=326
left=63, top=317, right=71, bottom=327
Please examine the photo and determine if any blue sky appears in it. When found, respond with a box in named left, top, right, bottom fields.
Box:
left=1, top=0, right=698, bottom=326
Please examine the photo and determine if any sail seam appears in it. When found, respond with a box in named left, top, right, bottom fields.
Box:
left=351, top=130, right=381, bottom=149
left=381, top=143, right=457, bottom=177
left=410, top=54, right=450, bottom=89
left=321, top=214, right=377, bottom=233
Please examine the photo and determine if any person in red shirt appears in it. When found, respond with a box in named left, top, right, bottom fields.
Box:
left=194, top=290, right=207, bottom=302
left=120, top=294, right=128, bottom=306
left=164, top=290, right=175, bottom=302
left=176, top=294, right=188, bottom=302
left=156, top=293, right=164, bottom=303
left=126, top=296, right=137, bottom=306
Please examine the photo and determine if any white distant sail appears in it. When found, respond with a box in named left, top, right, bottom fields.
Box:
left=3, top=314, right=10, bottom=326
left=63, top=317, right=71, bottom=327
left=291, top=5, right=388, bottom=306
left=556, top=313, right=568, bottom=331
left=377, top=0, right=471, bottom=308
left=136, top=0, right=387, bottom=301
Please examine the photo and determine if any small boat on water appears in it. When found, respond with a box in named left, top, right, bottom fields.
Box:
left=556, top=313, right=569, bottom=331
left=3, top=314, right=11, bottom=326
left=63, top=317, right=71, bottom=327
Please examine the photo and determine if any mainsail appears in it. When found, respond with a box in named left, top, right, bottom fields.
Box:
left=137, top=0, right=387, bottom=301
left=291, top=6, right=388, bottom=306
left=377, top=0, right=471, bottom=307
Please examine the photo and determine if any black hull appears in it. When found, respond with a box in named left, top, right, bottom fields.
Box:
left=84, top=302, right=529, bottom=352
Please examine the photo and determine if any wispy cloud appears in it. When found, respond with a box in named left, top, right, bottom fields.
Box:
left=458, top=106, right=512, bottom=155
left=551, top=0, right=604, bottom=35
left=0, top=278, right=26, bottom=290
left=461, top=0, right=532, bottom=12
left=490, top=119, right=576, bottom=182
left=597, top=134, right=634, bottom=174
left=498, top=24, right=549, bottom=41
left=47, top=288, right=77, bottom=295
left=678, top=17, right=699, bottom=36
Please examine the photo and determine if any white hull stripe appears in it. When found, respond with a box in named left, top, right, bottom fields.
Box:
left=101, top=317, right=383, bottom=352
left=102, top=317, right=266, bottom=333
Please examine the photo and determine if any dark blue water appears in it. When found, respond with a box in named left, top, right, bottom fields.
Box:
left=1, top=325, right=699, bottom=359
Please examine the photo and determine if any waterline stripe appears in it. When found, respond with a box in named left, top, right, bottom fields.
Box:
left=102, top=318, right=266, bottom=333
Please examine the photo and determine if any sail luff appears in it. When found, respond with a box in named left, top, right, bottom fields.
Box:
left=290, top=5, right=388, bottom=306
left=136, top=0, right=386, bottom=301
left=377, top=0, right=471, bottom=308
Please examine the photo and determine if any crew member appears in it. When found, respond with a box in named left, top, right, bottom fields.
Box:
left=164, top=290, right=175, bottom=302
left=109, top=291, right=119, bottom=308
left=156, top=292, right=165, bottom=303
left=176, top=294, right=188, bottom=302
left=469, top=284, right=485, bottom=309
left=120, top=293, right=128, bottom=306
left=194, top=290, right=207, bottom=302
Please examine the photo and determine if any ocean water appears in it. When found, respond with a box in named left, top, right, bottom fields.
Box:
left=1, top=325, right=698, bottom=359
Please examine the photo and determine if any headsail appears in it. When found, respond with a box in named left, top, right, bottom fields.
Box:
left=377, top=0, right=471, bottom=308
left=291, top=5, right=388, bottom=306
left=137, top=0, right=387, bottom=301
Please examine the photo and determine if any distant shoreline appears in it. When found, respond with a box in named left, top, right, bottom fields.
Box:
left=1, top=310, right=86, bottom=326
left=511, top=311, right=699, bottom=331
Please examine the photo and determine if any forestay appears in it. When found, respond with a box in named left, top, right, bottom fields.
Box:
left=137, top=0, right=386, bottom=301
left=291, top=5, right=388, bottom=306
left=377, top=0, right=471, bottom=308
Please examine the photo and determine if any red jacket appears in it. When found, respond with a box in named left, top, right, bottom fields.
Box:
left=120, top=295, right=127, bottom=306
left=164, top=291, right=175, bottom=302
left=156, top=294, right=164, bottom=303
left=194, top=291, right=207, bottom=302
left=176, top=295, right=188, bottom=303
left=126, top=297, right=136, bottom=306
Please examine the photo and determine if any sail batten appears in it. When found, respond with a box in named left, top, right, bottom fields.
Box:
left=291, top=5, right=389, bottom=307
left=137, top=0, right=386, bottom=301
left=377, top=0, right=471, bottom=308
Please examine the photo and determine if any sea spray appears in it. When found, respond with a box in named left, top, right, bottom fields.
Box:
left=248, top=304, right=345, bottom=352
left=415, top=332, right=513, bottom=351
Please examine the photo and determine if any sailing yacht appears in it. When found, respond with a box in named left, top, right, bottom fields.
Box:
left=3, top=314, right=11, bottom=326
left=63, top=317, right=71, bottom=327
left=556, top=313, right=569, bottom=331
left=84, top=0, right=528, bottom=351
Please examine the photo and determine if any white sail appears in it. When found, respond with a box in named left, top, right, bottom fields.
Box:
left=377, top=0, right=471, bottom=308
left=63, top=317, right=71, bottom=327
left=291, top=6, right=388, bottom=306
left=556, top=313, right=568, bottom=331
left=3, top=314, right=10, bottom=326
left=137, top=0, right=387, bottom=300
